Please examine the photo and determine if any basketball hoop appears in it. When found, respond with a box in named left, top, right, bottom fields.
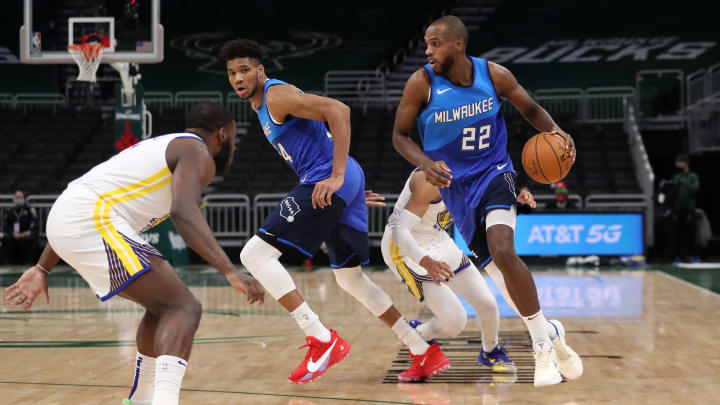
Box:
left=68, top=34, right=110, bottom=82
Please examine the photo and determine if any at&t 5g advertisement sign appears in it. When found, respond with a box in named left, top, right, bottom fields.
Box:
left=455, top=212, right=644, bottom=256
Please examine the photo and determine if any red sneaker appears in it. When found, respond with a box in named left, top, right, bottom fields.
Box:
left=397, top=343, right=450, bottom=382
left=288, top=329, right=350, bottom=384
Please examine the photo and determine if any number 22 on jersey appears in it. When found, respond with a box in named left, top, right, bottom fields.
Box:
left=461, top=124, right=491, bottom=151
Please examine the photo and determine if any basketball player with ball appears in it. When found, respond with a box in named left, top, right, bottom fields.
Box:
left=392, top=15, right=582, bottom=387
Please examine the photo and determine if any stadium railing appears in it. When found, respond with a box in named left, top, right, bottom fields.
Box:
left=174, top=91, right=223, bottom=114
left=0, top=93, right=13, bottom=109
left=324, top=71, right=386, bottom=113
left=25, top=194, right=59, bottom=238
left=225, top=93, right=252, bottom=125
left=586, top=87, right=635, bottom=123
left=144, top=91, right=174, bottom=114
left=14, top=93, right=65, bottom=112
left=252, top=193, right=286, bottom=236
left=532, top=194, right=584, bottom=210
left=12, top=192, right=658, bottom=249
left=635, top=69, right=684, bottom=122
left=688, top=100, right=720, bottom=154
left=623, top=99, right=655, bottom=246
left=202, top=194, right=252, bottom=247
left=710, top=62, right=720, bottom=99
left=533, top=88, right=585, bottom=121
left=367, top=194, right=399, bottom=246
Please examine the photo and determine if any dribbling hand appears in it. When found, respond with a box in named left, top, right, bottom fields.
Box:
left=551, top=129, right=576, bottom=164
left=226, top=270, right=265, bottom=305
left=419, top=256, right=454, bottom=285
left=4, top=266, right=50, bottom=311
left=420, top=160, right=452, bottom=188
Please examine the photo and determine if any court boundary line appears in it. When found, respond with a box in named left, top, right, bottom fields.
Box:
left=657, top=270, right=720, bottom=299
left=0, top=381, right=413, bottom=404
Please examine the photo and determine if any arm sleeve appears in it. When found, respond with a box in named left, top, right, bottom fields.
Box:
left=391, top=209, right=427, bottom=264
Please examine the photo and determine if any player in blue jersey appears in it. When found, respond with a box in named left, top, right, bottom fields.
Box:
left=220, top=39, right=450, bottom=384
left=392, top=16, right=582, bottom=387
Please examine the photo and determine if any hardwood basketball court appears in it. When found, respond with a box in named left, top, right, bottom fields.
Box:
left=2, top=267, right=719, bottom=404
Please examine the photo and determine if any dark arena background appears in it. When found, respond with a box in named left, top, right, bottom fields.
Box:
left=1, top=0, right=720, bottom=404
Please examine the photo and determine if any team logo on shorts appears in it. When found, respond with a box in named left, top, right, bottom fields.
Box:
left=435, top=209, right=454, bottom=230
left=280, top=197, right=301, bottom=223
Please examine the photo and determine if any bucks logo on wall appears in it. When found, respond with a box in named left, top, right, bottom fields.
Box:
left=436, top=209, right=454, bottom=231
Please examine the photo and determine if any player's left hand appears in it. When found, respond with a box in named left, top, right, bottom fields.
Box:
left=551, top=128, right=576, bottom=164
left=225, top=270, right=265, bottom=305
left=365, top=190, right=386, bottom=207
left=517, top=187, right=536, bottom=208
left=4, top=266, right=50, bottom=311
left=312, top=175, right=344, bottom=209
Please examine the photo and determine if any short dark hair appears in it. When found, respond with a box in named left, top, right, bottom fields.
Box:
left=430, top=15, right=469, bottom=49
left=219, top=39, right=264, bottom=63
left=676, top=153, right=690, bottom=164
left=186, top=102, right=234, bottom=133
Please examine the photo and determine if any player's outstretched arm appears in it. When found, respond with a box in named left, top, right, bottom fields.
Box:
left=266, top=85, right=350, bottom=209
left=392, top=69, right=452, bottom=188
left=3, top=243, right=57, bottom=310
left=391, top=171, right=454, bottom=284
left=167, top=139, right=264, bottom=304
left=488, top=62, right=576, bottom=163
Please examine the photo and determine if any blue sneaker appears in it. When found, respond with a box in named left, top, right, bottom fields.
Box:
left=478, top=343, right=518, bottom=374
left=408, top=319, right=439, bottom=346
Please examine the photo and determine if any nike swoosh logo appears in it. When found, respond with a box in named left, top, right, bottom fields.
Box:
left=420, top=356, right=428, bottom=367
left=436, top=88, right=452, bottom=94
left=307, top=338, right=337, bottom=372
left=497, top=163, right=508, bottom=170
left=178, top=360, right=187, bottom=367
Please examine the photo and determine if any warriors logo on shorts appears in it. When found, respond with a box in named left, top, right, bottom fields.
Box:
left=435, top=209, right=454, bottom=231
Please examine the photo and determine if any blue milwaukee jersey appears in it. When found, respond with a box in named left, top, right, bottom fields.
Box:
left=256, top=79, right=334, bottom=184
left=416, top=57, right=516, bottom=242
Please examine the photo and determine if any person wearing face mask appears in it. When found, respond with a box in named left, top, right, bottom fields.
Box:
left=547, top=182, right=576, bottom=210
left=670, top=154, right=700, bottom=264
left=2, top=190, right=38, bottom=265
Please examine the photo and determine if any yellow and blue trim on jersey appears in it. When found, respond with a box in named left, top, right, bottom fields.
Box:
left=93, top=166, right=171, bottom=300
left=390, top=240, right=472, bottom=302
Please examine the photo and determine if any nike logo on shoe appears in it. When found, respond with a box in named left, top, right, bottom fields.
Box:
left=437, top=88, right=452, bottom=94
left=307, top=338, right=337, bottom=372
left=420, top=356, right=428, bottom=367
left=497, top=163, right=508, bottom=170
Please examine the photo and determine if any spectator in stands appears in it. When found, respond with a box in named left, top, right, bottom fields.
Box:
left=671, top=154, right=700, bottom=264
left=1, top=190, right=38, bottom=265
left=547, top=181, right=576, bottom=210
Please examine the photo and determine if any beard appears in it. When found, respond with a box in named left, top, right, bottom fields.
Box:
left=437, top=53, right=454, bottom=76
left=213, top=137, right=234, bottom=174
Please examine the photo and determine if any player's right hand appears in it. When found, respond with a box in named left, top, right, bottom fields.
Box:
left=4, top=266, right=50, bottom=311
left=226, top=270, right=265, bottom=305
left=420, top=160, right=452, bottom=188
left=419, top=256, right=454, bottom=285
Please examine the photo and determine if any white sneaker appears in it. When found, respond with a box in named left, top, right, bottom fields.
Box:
left=548, top=319, right=583, bottom=380
left=533, top=341, right=562, bottom=387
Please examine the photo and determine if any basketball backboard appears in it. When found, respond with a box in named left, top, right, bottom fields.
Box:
left=20, top=0, right=163, bottom=64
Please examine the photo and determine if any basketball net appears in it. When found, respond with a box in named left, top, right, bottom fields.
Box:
left=68, top=43, right=106, bottom=82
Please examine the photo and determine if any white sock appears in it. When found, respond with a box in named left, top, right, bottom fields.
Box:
left=152, top=355, right=187, bottom=405
left=522, top=310, right=552, bottom=351
left=392, top=317, right=430, bottom=355
left=291, top=301, right=331, bottom=342
left=127, top=351, right=155, bottom=405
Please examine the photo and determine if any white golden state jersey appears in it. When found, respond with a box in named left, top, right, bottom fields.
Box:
left=69, top=133, right=204, bottom=233
left=387, top=170, right=455, bottom=246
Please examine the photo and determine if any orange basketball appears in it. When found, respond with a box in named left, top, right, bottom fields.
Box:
left=521, top=132, right=573, bottom=184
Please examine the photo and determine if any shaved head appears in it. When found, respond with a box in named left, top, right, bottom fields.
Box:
left=429, top=15, right=469, bottom=50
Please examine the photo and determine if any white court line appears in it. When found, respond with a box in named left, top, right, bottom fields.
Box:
left=656, top=270, right=720, bottom=299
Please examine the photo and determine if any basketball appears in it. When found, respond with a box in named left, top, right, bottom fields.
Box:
left=521, top=132, right=573, bottom=184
